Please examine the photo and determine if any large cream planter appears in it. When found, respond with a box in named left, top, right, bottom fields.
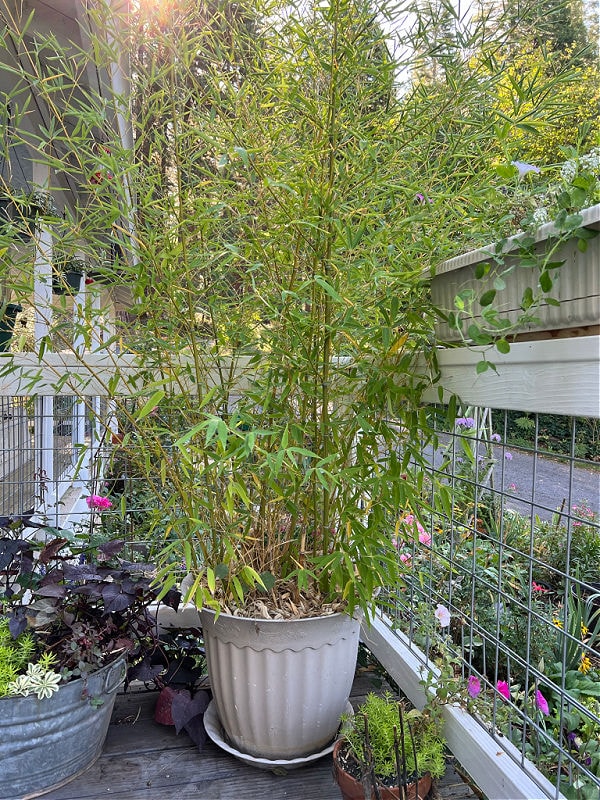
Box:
left=200, top=608, right=360, bottom=761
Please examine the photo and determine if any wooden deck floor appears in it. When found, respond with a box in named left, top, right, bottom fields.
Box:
left=42, top=669, right=480, bottom=800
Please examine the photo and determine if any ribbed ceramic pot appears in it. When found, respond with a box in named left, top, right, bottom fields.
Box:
left=0, top=656, right=125, bottom=800
left=200, top=608, right=360, bottom=761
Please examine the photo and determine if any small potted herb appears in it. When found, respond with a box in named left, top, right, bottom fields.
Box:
left=333, top=692, right=446, bottom=800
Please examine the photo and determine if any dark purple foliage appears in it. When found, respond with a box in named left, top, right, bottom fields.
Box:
left=171, top=689, right=210, bottom=750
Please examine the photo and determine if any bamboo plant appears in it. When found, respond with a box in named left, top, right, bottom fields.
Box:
left=0, top=0, right=586, bottom=620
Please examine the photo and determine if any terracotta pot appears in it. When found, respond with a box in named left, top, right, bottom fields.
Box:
left=332, top=739, right=432, bottom=800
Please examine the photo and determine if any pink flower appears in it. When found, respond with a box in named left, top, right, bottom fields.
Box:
left=404, top=514, right=426, bottom=537
left=418, top=531, right=432, bottom=547
left=86, top=495, right=113, bottom=510
left=467, top=676, right=481, bottom=698
left=535, top=690, right=549, bottom=716
left=399, top=553, right=412, bottom=564
left=496, top=680, right=511, bottom=701
left=434, top=604, right=451, bottom=628
left=532, top=581, right=548, bottom=593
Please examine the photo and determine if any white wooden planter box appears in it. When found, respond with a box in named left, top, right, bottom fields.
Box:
left=432, top=204, right=600, bottom=342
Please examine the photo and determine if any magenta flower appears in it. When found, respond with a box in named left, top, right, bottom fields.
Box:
left=467, top=676, right=481, bottom=698
left=399, top=553, right=412, bottom=564
left=434, top=603, right=451, bottom=628
left=86, top=495, right=113, bottom=510
left=496, top=680, right=511, bottom=701
left=532, top=581, right=548, bottom=593
left=535, top=690, right=549, bottom=716
left=418, top=530, right=432, bottom=547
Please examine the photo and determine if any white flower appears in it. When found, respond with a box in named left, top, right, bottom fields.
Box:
left=434, top=603, right=451, bottom=627
left=560, top=159, right=577, bottom=183
left=532, top=207, right=549, bottom=226
left=580, top=147, right=600, bottom=175
left=511, top=160, right=540, bottom=178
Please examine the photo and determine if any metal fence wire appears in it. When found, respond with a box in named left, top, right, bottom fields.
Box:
left=386, top=405, right=600, bottom=800
left=0, top=397, right=36, bottom=516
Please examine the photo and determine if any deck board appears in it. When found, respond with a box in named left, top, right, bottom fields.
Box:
left=41, top=670, right=479, bottom=800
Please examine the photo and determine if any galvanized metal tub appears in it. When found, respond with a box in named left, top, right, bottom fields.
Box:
left=0, top=656, right=126, bottom=800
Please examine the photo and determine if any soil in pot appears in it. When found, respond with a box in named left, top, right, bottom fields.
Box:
left=332, top=739, right=432, bottom=800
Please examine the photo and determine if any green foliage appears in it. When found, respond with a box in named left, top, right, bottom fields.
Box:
left=344, top=692, right=446, bottom=780
left=0, top=618, right=36, bottom=697
left=533, top=509, right=600, bottom=587
left=1, top=0, right=596, bottom=618
left=505, top=412, right=600, bottom=460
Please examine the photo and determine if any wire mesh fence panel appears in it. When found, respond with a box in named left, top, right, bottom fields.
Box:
left=0, top=396, right=36, bottom=516
left=384, top=406, right=600, bottom=800
left=52, top=396, right=78, bottom=479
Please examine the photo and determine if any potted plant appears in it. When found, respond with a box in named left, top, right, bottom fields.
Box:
left=129, top=625, right=210, bottom=750
left=0, top=188, right=59, bottom=243
left=0, top=508, right=179, bottom=799
left=2, top=0, right=586, bottom=772
left=0, top=193, right=36, bottom=242
left=431, top=152, right=600, bottom=348
left=52, top=256, right=86, bottom=295
left=332, top=692, right=446, bottom=800
left=0, top=302, right=22, bottom=352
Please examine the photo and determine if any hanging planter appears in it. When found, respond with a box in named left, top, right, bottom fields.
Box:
left=0, top=303, right=22, bottom=352
left=52, top=258, right=86, bottom=295
left=0, top=196, right=36, bottom=242
left=431, top=204, right=600, bottom=342
left=0, top=190, right=59, bottom=243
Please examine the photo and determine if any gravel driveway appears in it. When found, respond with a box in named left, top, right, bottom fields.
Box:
left=422, top=438, right=600, bottom=522
left=495, top=446, right=600, bottom=521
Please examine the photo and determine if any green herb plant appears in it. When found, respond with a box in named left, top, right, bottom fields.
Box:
left=343, top=692, right=446, bottom=784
